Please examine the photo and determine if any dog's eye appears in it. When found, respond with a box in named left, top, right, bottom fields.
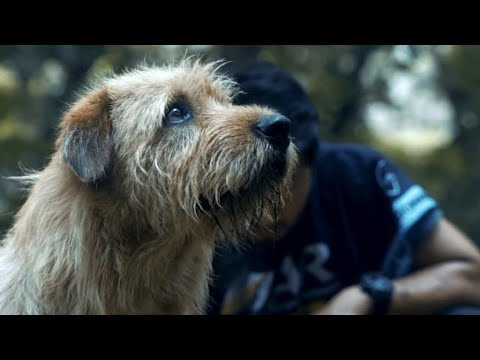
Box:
left=168, top=108, right=183, bottom=121
left=165, top=104, right=192, bottom=125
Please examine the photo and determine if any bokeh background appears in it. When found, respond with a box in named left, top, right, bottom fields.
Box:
left=0, top=45, right=479, bottom=243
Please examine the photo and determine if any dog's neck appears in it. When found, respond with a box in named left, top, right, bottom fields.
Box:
left=0, top=158, right=216, bottom=314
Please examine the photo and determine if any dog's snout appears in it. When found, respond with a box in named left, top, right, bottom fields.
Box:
left=254, top=115, right=291, bottom=149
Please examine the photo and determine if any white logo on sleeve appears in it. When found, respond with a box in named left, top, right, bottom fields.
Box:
left=375, top=159, right=401, bottom=197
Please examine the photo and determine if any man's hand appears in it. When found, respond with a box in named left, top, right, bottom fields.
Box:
left=313, top=286, right=372, bottom=315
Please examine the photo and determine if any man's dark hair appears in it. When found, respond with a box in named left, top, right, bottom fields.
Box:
left=230, top=61, right=320, bottom=166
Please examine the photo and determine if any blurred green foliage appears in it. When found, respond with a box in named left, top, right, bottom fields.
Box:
left=0, top=45, right=479, bottom=243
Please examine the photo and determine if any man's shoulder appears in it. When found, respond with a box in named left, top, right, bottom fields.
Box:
left=316, top=142, right=385, bottom=165
left=313, top=142, right=386, bottom=186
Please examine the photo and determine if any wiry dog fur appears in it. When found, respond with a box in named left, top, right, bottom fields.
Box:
left=0, top=59, right=297, bottom=314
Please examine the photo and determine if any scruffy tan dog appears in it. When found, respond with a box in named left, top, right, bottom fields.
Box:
left=0, top=60, right=297, bottom=314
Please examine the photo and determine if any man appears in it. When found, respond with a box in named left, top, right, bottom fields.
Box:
left=207, top=61, right=480, bottom=315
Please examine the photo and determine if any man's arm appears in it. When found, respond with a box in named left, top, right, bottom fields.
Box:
left=314, top=218, right=480, bottom=315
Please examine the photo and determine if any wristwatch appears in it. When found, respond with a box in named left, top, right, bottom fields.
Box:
left=360, top=272, right=394, bottom=315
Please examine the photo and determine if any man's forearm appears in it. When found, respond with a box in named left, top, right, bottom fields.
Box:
left=389, top=260, right=480, bottom=314
left=315, top=260, right=480, bottom=315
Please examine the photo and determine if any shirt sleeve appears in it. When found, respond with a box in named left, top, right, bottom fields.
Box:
left=327, top=144, right=443, bottom=278
left=372, top=154, right=443, bottom=277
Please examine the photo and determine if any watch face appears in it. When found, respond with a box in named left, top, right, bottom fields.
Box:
left=363, top=273, right=393, bottom=295
left=373, top=277, right=392, bottom=292
left=361, top=273, right=393, bottom=315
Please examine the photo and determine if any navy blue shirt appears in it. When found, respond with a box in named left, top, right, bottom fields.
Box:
left=207, top=142, right=443, bottom=315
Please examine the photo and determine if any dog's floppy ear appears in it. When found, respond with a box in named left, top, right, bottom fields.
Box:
left=59, top=89, right=112, bottom=183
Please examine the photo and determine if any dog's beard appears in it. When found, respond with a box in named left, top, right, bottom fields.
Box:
left=198, top=184, right=283, bottom=245
left=196, top=149, right=296, bottom=244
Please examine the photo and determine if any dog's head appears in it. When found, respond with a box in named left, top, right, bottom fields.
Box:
left=58, top=59, right=298, bottom=237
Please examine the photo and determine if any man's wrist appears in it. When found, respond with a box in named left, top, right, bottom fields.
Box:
left=360, top=272, right=394, bottom=315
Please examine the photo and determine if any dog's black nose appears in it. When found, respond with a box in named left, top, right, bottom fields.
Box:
left=255, top=115, right=291, bottom=150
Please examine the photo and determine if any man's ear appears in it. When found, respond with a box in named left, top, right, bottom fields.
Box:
left=59, top=89, right=112, bottom=183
